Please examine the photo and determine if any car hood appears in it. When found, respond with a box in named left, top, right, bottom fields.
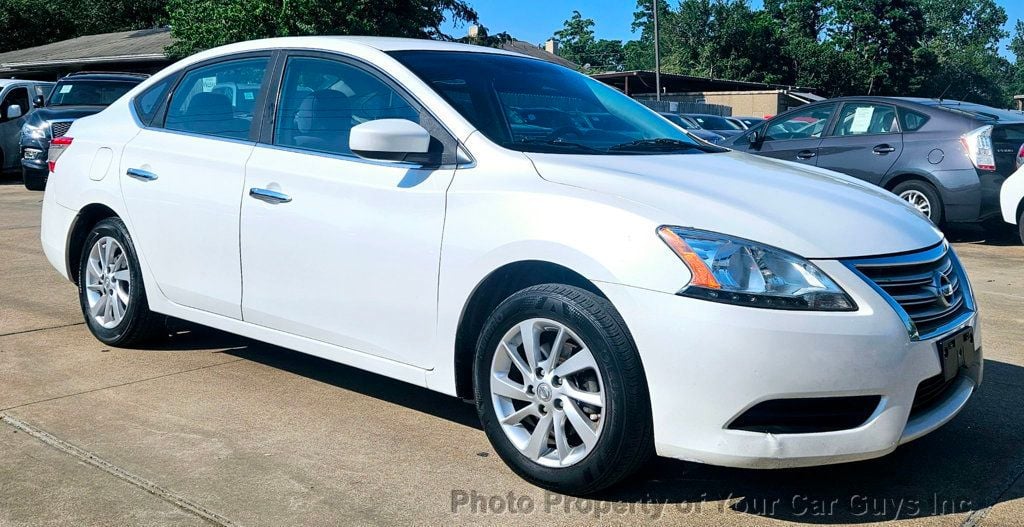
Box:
left=526, top=151, right=942, bottom=259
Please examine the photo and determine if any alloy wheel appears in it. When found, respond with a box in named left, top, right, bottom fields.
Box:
left=84, top=236, right=131, bottom=329
left=899, top=189, right=932, bottom=218
left=489, top=318, right=605, bottom=468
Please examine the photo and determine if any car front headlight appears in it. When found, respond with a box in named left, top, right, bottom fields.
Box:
left=657, top=226, right=857, bottom=311
left=21, top=121, right=48, bottom=140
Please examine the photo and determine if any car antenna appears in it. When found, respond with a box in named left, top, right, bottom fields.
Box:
left=936, top=82, right=952, bottom=102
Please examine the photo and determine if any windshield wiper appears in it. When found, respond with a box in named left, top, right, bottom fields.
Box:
left=514, top=139, right=605, bottom=154
left=608, top=138, right=723, bottom=153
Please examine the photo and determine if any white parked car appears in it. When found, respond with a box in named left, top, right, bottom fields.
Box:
left=40, top=37, right=982, bottom=494
left=1001, top=166, right=1024, bottom=244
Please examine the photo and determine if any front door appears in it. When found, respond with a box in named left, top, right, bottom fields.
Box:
left=748, top=102, right=838, bottom=167
left=815, top=102, right=903, bottom=185
left=0, top=86, right=29, bottom=170
left=240, top=55, right=456, bottom=368
left=120, top=55, right=272, bottom=319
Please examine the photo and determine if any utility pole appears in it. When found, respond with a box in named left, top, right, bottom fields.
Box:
left=653, top=0, right=661, bottom=101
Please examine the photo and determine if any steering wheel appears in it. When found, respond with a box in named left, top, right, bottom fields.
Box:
left=545, top=126, right=583, bottom=142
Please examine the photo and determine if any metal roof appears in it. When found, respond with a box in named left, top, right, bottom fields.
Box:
left=0, top=28, right=171, bottom=74
left=591, top=70, right=815, bottom=95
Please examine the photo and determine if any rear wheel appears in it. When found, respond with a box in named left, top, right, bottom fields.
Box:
left=473, top=284, right=653, bottom=494
left=78, top=217, right=165, bottom=346
left=893, top=180, right=943, bottom=225
left=1019, top=209, right=1024, bottom=245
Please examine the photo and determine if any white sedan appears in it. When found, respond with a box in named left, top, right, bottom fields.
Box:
left=40, top=37, right=981, bottom=494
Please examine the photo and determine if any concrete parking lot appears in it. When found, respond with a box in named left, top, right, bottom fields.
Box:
left=1, top=180, right=1022, bottom=526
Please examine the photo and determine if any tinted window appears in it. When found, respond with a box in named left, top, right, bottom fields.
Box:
left=274, top=56, right=419, bottom=155
left=48, top=80, right=139, bottom=106
left=1, top=87, right=29, bottom=120
left=392, top=50, right=716, bottom=155
left=833, top=103, right=899, bottom=136
left=134, top=76, right=175, bottom=126
left=686, top=114, right=743, bottom=131
left=765, top=103, right=836, bottom=141
left=899, top=109, right=929, bottom=132
left=165, top=57, right=269, bottom=140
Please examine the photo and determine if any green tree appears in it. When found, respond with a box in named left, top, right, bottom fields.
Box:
left=167, top=0, right=479, bottom=58
left=553, top=11, right=625, bottom=71
left=0, top=0, right=167, bottom=53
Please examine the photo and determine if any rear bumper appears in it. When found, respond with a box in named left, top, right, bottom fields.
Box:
left=933, top=168, right=1006, bottom=222
left=40, top=191, right=76, bottom=281
left=597, top=259, right=981, bottom=469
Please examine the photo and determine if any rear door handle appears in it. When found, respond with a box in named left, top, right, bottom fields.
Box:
left=796, top=150, right=816, bottom=160
left=126, top=168, right=158, bottom=181
left=873, top=144, right=897, bottom=155
left=249, top=187, right=292, bottom=204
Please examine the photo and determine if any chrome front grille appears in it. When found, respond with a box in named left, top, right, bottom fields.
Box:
left=845, top=243, right=974, bottom=340
left=50, top=120, right=73, bottom=138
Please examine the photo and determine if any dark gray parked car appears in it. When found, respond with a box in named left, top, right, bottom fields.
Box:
left=683, top=113, right=747, bottom=139
left=720, top=96, right=1024, bottom=226
left=659, top=112, right=725, bottom=143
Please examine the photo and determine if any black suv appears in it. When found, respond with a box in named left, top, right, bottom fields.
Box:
left=20, top=72, right=147, bottom=190
left=720, top=96, right=1024, bottom=226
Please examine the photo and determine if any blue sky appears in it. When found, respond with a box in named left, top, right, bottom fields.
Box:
left=445, top=0, right=1024, bottom=58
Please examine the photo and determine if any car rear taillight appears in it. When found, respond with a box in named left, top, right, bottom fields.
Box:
left=1016, top=143, right=1024, bottom=170
left=47, top=136, right=73, bottom=173
left=960, top=125, right=995, bottom=171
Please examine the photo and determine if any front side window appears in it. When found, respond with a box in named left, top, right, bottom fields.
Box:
left=165, top=57, right=269, bottom=140
left=392, top=51, right=720, bottom=155
left=1, top=87, right=29, bottom=120
left=832, top=103, right=899, bottom=136
left=48, top=80, right=139, bottom=107
left=274, top=56, right=419, bottom=155
left=764, top=103, right=837, bottom=141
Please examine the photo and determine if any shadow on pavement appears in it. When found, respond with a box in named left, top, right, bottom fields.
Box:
left=944, top=223, right=1021, bottom=247
left=167, top=323, right=1022, bottom=523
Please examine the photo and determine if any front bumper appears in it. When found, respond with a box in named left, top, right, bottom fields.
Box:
left=597, top=259, right=981, bottom=469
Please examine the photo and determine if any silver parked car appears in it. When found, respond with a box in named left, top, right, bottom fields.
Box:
left=0, top=79, right=53, bottom=172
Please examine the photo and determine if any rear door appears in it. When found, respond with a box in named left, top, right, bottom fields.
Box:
left=120, top=53, right=273, bottom=319
left=815, top=101, right=903, bottom=185
left=743, top=103, right=837, bottom=166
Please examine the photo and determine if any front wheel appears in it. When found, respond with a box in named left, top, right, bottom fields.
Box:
left=78, top=217, right=166, bottom=346
left=893, top=180, right=944, bottom=225
left=473, top=284, right=653, bottom=494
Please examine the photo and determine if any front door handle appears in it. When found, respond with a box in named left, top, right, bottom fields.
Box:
left=873, top=144, right=897, bottom=155
left=796, top=150, right=816, bottom=160
left=126, top=168, right=158, bottom=181
left=249, top=187, right=292, bottom=204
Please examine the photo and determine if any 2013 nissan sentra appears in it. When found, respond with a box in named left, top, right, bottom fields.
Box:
left=39, top=37, right=982, bottom=494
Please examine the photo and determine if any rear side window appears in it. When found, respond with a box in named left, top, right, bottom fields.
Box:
left=134, top=76, right=175, bottom=126
left=165, top=57, right=270, bottom=140
left=899, top=109, right=930, bottom=132
left=832, top=103, right=899, bottom=136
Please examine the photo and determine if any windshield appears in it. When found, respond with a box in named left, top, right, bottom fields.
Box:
left=687, top=114, right=744, bottom=131
left=48, top=80, right=140, bottom=107
left=391, top=51, right=723, bottom=155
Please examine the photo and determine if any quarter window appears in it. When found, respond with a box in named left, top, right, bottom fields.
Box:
left=134, top=76, right=175, bottom=126
left=165, top=57, right=270, bottom=140
left=832, top=103, right=899, bottom=136
left=274, top=56, right=420, bottom=156
left=765, top=103, right=836, bottom=141
left=899, top=109, right=929, bottom=132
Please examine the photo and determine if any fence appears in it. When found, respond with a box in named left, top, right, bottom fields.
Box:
left=635, top=99, right=733, bottom=116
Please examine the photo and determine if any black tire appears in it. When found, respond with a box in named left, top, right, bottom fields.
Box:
left=1019, top=209, right=1024, bottom=246
left=473, top=284, right=653, bottom=495
left=892, top=180, right=944, bottom=225
left=23, top=167, right=47, bottom=191
left=78, top=217, right=166, bottom=346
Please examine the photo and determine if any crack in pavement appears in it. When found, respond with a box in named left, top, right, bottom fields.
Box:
left=1, top=414, right=241, bottom=527
left=0, top=357, right=245, bottom=412
left=0, top=322, right=84, bottom=338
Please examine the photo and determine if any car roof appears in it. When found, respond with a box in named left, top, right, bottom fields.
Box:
left=813, top=95, right=1024, bottom=123
left=0, top=78, right=50, bottom=87
left=199, top=36, right=525, bottom=59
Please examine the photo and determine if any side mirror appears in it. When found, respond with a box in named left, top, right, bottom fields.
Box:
left=350, top=119, right=431, bottom=163
left=749, top=127, right=765, bottom=150
left=32, top=95, right=45, bottom=108
left=6, top=105, right=23, bottom=120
